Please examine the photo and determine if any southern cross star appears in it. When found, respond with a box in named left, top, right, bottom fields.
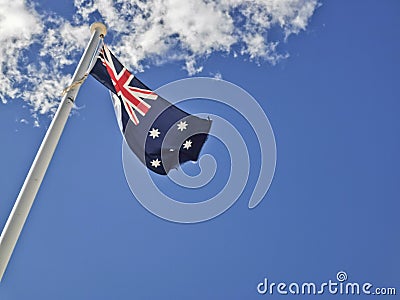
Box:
left=150, top=158, right=161, bottom=168
left=149, top=128, right=160, bottom=139
left=177, top=121, right=188, bottom=131
left=183, top=140, right=192, bottom=150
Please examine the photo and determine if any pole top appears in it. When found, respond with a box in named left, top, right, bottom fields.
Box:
left=90, top=22, right=107, bottom=37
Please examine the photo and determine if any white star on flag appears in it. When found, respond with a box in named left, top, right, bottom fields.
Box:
left=150, top=158, right=161, bottom=168
left=149, top=128, right=160, bottom=139
left=177, top=121, right=188, bottom=131
left=183, top=140, right=192, bottom=150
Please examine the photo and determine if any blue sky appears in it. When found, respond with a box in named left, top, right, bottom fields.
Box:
left=1, top=0, right=400, bottom=299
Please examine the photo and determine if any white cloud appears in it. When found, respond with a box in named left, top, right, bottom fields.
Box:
left=0, top=0, right=42, bottom=103
left=72, top=0, right=318, bottom=72
left=185, top=57, right=204, bottom=76
left=0, top=1, right=83, bottom=115
left=0, top=0, right=319, bottom=120
left=211, top=72, right=223, bottom=80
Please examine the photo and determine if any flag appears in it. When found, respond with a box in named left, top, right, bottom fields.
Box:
left=90, top=45, right=212, bottom=175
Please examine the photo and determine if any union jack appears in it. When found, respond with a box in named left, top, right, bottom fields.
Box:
left=99, top=45, right=158, bottom=125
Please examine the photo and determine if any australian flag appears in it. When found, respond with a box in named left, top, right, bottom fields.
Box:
left=90, top=45, right=212, bottom=175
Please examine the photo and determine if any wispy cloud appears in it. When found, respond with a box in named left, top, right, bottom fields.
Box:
left=0, top=0, right=318, bottom=120
left=0, top=0, right=42, bottom=103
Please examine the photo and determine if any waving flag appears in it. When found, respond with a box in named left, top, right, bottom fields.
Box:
left=90, top=45, right=212, bottom=175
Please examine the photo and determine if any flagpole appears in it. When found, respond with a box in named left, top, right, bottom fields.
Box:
left=0, top=22, right=107, bottom=282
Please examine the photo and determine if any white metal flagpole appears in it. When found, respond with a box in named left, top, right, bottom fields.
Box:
left=0, top=22, right=107, bottom=282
